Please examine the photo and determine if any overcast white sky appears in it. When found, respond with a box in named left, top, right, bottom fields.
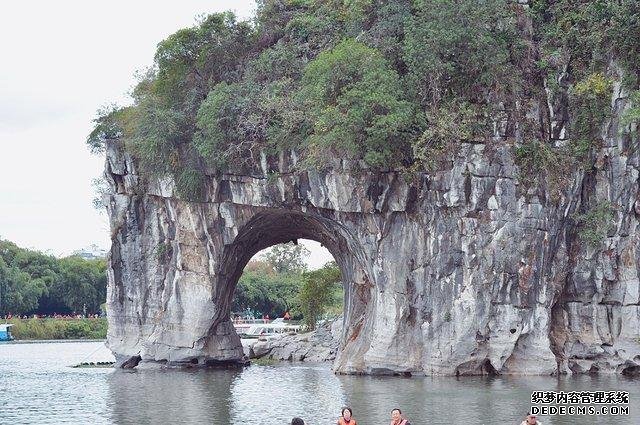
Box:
left=0, top=0, right=332, bottom=268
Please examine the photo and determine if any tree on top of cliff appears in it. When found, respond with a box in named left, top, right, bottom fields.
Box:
left=88, top=0, right=640, bottom=196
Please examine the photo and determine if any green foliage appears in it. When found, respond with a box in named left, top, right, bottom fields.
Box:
left=513, top=73, right=614, bottom=190
left=88, top=1, right=639, bottom=180
left=126, top=82, right=188, bottom=176
left=570, top=73, right=613, bottom=159
left=532, top=0, right=640, bottom=85
left=0, top=257, right=44, bottom=316
left=233, top=260, right=302, bottom=318
left=252, top=356, right=280, bottom=366
left=522, top=1, right=640, bottom=177
left=300, top=39, right=413, bottom=167
left=55, top=257, right=107, bottom=314
left=250, top=45, right=309, bottom=154
left=261, top=242, right=310, bottom=274
left=193, top=43, right=309, bottom=167
left=514, top=140, right=579, bottom=198
left=266, top=171, right=280, bottom=183
left=233, top=248, right=342, bottom=325
left=108, top=13, right=255, bottom=186
left=298, top=262, right=341, bottom=330
left=154, top=242, right=171, bottom=262
left=8, top=318, right=107, bottom=340
left=176, top=168, right=207, bottom=201
left=621, top=90, right=640, bottom=134
left=515, top=140, right=562, bottom=176
left=86, top=105, right=133, bottom=154
left=574, top=73, right=612, bottom=98
left=360, top=0, right=411, bottom=67
left=609, top=1, right=640, bottom=86
left=194, top=81, right=240, bottom=168
left=404, top=0, right=519, bottom=107
left=258, top=0, right=370, bottom=51
left=153, top=12, right=254, bottom=113
left=91, top=177, right=110, bottom=211
left=413, top=101, right=488, bottom=170
left=573, top=202, right=615, bottom=248
left=0, top=240, right=106, bottom=317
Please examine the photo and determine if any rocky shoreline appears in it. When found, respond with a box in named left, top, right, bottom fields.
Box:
left=244, top=319, right=342, bottom=363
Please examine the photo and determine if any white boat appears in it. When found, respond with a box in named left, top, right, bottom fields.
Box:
left=233, top=318, right=268, bottom=335
left=239, top=320, right=301, bottom=339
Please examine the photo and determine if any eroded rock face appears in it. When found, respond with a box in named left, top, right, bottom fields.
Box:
left=104, top=90, right=639, bottom=376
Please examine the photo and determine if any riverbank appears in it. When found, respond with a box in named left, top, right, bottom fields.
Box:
left=4, top=318, right=107, bottom=340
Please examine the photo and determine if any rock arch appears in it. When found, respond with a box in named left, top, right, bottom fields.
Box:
left=204, top=209, right=371, bottom=366
left=104, top=134, right=640, bottom=376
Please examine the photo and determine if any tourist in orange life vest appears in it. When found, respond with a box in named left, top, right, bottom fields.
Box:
left=390, top=408, right=411, bottom=425
left=337, top=407, right=356, bottom=425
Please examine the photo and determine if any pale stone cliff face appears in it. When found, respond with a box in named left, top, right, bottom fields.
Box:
left=104, top=85, right=639, bottom=376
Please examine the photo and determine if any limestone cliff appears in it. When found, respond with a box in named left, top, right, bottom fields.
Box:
left=104, top=77, right=639, bottom=376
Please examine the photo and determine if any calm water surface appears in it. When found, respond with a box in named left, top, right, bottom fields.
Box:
left=0, top=341, right=638, bottom=424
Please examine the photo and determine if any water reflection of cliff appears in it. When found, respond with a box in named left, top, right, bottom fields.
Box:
left=106, top=364, right=347, bottom=424
left=107, top=369, right=238, bottom=424
left=229, top=364, right=346, bottom=423
left=105, top=364, right=639, bottom=424
left=337, top=374, right=640, bottom=424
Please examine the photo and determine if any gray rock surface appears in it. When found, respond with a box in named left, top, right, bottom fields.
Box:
left=104, top=83, right=640, bottom=376
left=245, top=319, right=342, bottom=362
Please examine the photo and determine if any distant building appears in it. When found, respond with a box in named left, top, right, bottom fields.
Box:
left=71, top=244, right=107, bottom=260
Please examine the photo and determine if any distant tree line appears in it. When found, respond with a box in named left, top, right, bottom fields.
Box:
left=0, top=240, right=107, bottom=317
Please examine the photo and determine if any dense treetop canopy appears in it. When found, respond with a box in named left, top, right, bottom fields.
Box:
left=88, top=0, right=640, bottom=199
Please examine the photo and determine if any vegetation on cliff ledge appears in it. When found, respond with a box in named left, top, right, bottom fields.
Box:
left=88, top=0, right=640, bottom=197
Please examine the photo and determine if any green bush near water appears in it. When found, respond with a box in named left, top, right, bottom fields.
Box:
left=7, top=318, right=107, bottom=340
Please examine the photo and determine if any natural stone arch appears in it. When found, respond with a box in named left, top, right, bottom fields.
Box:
left=202, top=208, right=371, bottom=364
left=104, top=137, right=640, bottom=376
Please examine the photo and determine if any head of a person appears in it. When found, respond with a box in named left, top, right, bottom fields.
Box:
left=341, top=407, right=352, bottom=420
left=391, top=408, right=402, bottom=421
left=291, top=417, right=305, bottom=425
left=526, top=412, right=538, bottom=424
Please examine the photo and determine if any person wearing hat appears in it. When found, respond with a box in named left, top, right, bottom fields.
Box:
left=520, top=412, right=543, bottom=425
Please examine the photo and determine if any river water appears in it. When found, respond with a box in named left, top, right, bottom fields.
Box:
left=0, top=341, right=638, bottom=424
